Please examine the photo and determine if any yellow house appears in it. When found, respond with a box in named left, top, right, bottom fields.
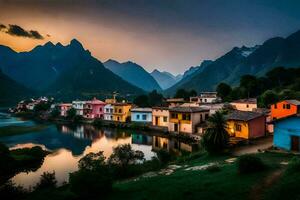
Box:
left=226, top=110, right=266, bottom=139
left=168, top=106, right=209, bottom=134
left=112, top=103, right=132, bottom=122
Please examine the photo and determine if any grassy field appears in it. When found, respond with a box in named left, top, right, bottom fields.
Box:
left=0, top=124, right=48, bottom=137
left=108, top=152, right=294, bottom=200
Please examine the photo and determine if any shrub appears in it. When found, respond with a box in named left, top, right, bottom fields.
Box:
left=0, top=181, right=28, bottom=200
left=156, top=149, right=173, bottom=164
left=34, top=171, right=57, bottom=190
left=237, top=155, right=265, bottom=174
left=69, top=168, right=112, bottom=198
left=93, top=119, right=103, bottom=127
left=78, top=151, right=106, bottom=171
left=286, top=157, right=300, bottom=174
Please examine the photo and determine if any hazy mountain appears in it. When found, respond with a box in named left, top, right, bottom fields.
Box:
left=104, top=59, right=161, bottom=92
left=166, top=30, right=300, bottom=95
left=0, top=69, right=33, bottom=106
left=150, top=69, right=179, bottom=90
left=0, top=39, right=144, bottom=100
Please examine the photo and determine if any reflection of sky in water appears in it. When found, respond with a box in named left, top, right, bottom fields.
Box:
left=0, top=112, right=35, bottom=127
left=0, top=115, right=194, bottom=188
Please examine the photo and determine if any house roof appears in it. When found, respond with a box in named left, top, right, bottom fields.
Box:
left=226, top=110, right=264, bottom=122
left=152, top=106, right=169, bottom=110
left=169, top=106, right=209, bottom=113
left=273, top=114, right=300, bottom=124
left=284, top=100, right=300, bottom=106
left=131, top=108, right=152, bottom=112
left=231, top=98, right=257, bottom=104
left=166, top=98, right=185, bottom=103
left=113, top=103, right=132, bottom=106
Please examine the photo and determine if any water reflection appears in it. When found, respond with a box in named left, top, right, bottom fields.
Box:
left=0, top=116, right=199, bottom=188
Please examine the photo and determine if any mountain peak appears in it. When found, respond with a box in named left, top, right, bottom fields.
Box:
left=105, top=59, right=120, bottom=64
left=69, top=39, right=84, bottom=50
left=44, top=41, right=55, bottom=48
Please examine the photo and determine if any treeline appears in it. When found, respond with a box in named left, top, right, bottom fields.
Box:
left=217, top=66, right=300, bottom=107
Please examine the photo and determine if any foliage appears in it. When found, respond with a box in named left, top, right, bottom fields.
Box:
left=66, top=108, right=76, bottom=119
left=0, top=181, right=28, bottom=200
left=237, top=154, right=265, bottom=174
left=92, top=118, right=103, bottom=127
left=34, top=171, right=57, bottom=190
left=156, top=149, right=174, bottom=164
left=108, top=144, right=145, bottom=167
left=285, top=157, right=300, bottom=174
left=69, top=168, right=112, bottom=198
left=258, top=90, right=279, bottom=108
left=174, top=89, right=197, bottom=100
left=34, top=102, right=51, bottom=112
left=133, top=94, right=150, bottom=107
left=206, top=164, right=221, bottom=173
left=216, top=83, right=232, bottom=101
left=78, top=151, right=106, bottom=171
left=50, top=107, right=60, bottom=118
left=134, top=90, right=164, bottom=107
left=202, top=112, right=229, bottom=154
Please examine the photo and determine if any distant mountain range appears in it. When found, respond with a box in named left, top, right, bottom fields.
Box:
left=166, top=29, right=300, bottom=95
left=0, top=39, right=144, bottom=102
left=150, top=69, right=182, bottom=90
left=103, top=59, right=161, bottom=92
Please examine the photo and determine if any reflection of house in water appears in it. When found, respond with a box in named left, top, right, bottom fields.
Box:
left=60, top=125, right=104, bottom=140
left=152, top=136, right=198, bottom=154
left=131, top=134, right=152, bottom=145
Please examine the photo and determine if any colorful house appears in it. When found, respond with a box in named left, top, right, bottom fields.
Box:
left=104, top=104, right=114, bottom=121
left=271, top=100, right=300, bottom=120
left=230, top=98, right=257, bottom=112
left=112, top=103, right=132, bottom=122
left=59, top=103, right=72, bottom=117
left=84, top=98, right=106, bottom=119
left=226, top=110, right=266, bottom=139
left=168, top=106, right=210, bottom=134
left=72, top=101, right=86, bottom=116
left=152, top=107, right=169, bottom=127
left=166, top=98, right=185, bottom=107
left=190, top=92, right=220, bottom=104
left=131, top=108, right=152, bottom=123
left=273, top=115, right=300, bottom=152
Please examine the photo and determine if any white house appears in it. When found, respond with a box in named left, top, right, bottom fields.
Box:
left=131, top=108, right=152, bottom=123
left=190, top=92, right=220, bottom=104
left=104, top=104, right=114, bottom=121
left=72, top=101, right=86, bottom=116
left=152, top=107, right=170, bottom=127
left=230, top=98, right=257, bottom=112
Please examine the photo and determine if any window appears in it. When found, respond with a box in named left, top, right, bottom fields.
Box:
left=171, top=113, right=178, bottom=119
left=142, top=114, right=147, bottom=120
left=182, top=113, right=191, bottom=120
left=246, top=104, right=249, bottom=108
left=163, top=116, right=168, bottom=122
left=106, top=108, right=109, bottom=112
left=235, top=124, right=242, bottom=131
left=204, top=99, right=207, bottom=102
left=119, top=109, right=122, bottom=113
left=283, top=104, right=286, bottom=109
left=136, top=114, right=140, bottom=120
left=287, top=104, right=291, bottom=109
left=274, top=104, right=277, bottom=109
left=205, top=114, right=209, bottom=119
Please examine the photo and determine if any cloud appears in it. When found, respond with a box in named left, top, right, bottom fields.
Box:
left=1, top=24, right=44, bottom=39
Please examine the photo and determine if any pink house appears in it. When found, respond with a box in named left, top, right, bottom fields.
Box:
left=84, top=98, right=106, bottom=119
left=59, top=103, right=72, bottom=117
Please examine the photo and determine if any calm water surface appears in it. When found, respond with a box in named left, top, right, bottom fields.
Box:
left=0, top=113, right=198, bottom=188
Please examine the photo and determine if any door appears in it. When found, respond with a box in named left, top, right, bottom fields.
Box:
left=155, top=117, right=159, bottom=125
left=291, top=136, right=300, bottom=151
left=174, top=124, right=178, bottom=132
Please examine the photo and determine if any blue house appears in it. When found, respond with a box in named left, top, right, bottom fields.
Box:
left=131, top=108, right=152, bottom=123
left=274, top=115, right=300, bottom=151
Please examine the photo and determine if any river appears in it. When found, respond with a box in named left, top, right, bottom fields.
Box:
left=0, top=113, right=199, bottom=188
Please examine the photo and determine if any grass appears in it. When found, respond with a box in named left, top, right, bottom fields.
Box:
left=0, top=125, right=48, bottom=137
left=107, top=152, right=294, bottom=200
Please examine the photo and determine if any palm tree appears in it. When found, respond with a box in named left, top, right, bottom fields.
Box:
left=202, top=111, right=229, bottom=154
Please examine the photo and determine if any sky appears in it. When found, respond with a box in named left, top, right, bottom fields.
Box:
left=0, top=0, right=300, bottom=75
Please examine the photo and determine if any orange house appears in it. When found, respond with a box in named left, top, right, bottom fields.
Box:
left=271, top=100, right=300, bottom=120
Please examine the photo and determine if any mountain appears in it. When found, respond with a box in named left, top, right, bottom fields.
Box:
left=166, top=30, right=300, bottom=95
left=0, top=39, right=144, bottom=100
left=103, top=59, right=161, bottom=92
left=150, top=69, right=179, bottom=90
left=0, top=69, right=33, bottom=106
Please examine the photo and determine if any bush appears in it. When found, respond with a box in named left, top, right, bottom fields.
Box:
left=286, top=157, right=300, bottom=174
left=0, top=181, right=28, bottom=200
left=237, top=155, right=265, bottom=174
left=156, top=149, right=173, bottom=164
left=34, top=171, right=57, bottom=190
left=69, top=168, right=112, bottom=198
left=93, top=119, right=103, bottom=127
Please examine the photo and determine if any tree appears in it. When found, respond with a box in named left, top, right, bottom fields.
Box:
left=174, top=89, right=197, bottom=100
left=67, top=108, right=76, bottom=119
left=34, top=171, right=57, bottom=190
left=133, top=95, right=150, bottom=107
left=240, top=75, right=260, bottom=98
left=148, top=90, right=164, bottom=106
left=78, top=151, right=106, bottom=171
left=108, top=144, right=145, bottom=168
left=216, top=83, right=232, bottom=101
left=259, top=90, right=279, bottom=108
left=50, top=107, right=60, bottom=118
left=202, top=112, right=229, bottom=154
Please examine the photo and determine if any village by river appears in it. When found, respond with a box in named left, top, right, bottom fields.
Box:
left=0, top=112, right=199, bottom=188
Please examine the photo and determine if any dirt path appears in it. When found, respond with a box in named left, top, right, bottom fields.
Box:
left=249, top=169, right=284, bottom=200
left=233, top=136, right=273, bottom=156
